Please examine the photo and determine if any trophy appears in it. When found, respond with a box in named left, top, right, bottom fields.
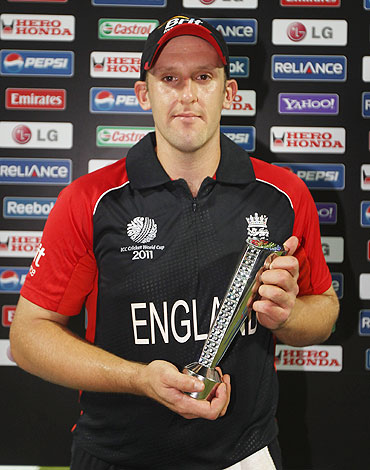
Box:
left=183, top=238, right=286, bottom=400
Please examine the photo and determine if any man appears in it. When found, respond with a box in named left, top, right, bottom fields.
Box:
left=10, top=15, right=339, bottom=470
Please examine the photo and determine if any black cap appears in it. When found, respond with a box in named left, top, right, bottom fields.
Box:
left=140, top=15, right=230, bottom=80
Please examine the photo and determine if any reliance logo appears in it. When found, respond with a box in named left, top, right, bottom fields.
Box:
left=206, top=19, right=257, bottom=44
left=272, top=55, right=346, bottom=81
left=0, top=158, right=72, bottom=185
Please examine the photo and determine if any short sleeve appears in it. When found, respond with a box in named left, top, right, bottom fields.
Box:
left=292, top=180, right=332, bottom=296
left=20, top=181, right=97, bottom=316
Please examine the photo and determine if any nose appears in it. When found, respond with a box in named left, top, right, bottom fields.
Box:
left=180, top=78, right=197, bottom=104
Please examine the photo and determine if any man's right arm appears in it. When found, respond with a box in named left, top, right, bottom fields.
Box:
left=10, top=295, right=230, bottom=420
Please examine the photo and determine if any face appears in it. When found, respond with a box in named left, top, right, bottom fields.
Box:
left=135, top=35, right=237, bottom=154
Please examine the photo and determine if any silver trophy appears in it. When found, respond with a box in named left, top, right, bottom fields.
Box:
left=183, top=238, right=286, bottom=400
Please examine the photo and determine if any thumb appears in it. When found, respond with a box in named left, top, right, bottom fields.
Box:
left=283, top=235, right=299, bottom=256
left=174, top=369, right=204, bottom=393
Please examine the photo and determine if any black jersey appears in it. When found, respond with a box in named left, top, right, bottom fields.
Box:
left=21, top=132, right=331, bottom=469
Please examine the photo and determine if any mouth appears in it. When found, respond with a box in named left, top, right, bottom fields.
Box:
left=172, top=113, right=202, bottom=122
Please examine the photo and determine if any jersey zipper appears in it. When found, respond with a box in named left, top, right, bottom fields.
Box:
left=192, top=198, right=198, bottom=212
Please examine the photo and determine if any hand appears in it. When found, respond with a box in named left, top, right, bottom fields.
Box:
left=138, top=360, right=231, bottom=420
left=252, top=236, right=300, bottom=331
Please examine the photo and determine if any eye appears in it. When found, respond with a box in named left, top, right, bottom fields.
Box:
left=162, top=75, right=177, bottom=83
left=198, top=73, right=211, bottom=81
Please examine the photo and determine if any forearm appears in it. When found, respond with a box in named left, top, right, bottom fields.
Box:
left=10, top=305, right=145, bottom=394
left=10, top=297, right=231, bottom=420
left=273, top=292, right=339, bottom=347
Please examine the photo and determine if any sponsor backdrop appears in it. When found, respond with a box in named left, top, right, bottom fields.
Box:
left=0, top=0, right=369, bottom=468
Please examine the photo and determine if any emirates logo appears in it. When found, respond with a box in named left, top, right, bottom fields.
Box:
left=127, top=217, right=157, bottom=243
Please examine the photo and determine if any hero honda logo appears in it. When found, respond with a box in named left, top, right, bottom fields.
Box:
left=206, top=19, right=257, bottom=44
left=90, top=88, right=151, bottom=114
left=183, top=0, right=258, bottom=8
left=91, top=52, right=141, bottom=78
left=1, top=14, right=75, bottom=41
left=0, top=50, right=74, bottom=76
left=222, top=90, right=256, bottom=116
left=275, top=345, right=342, bottom=372
left=361, top=164, right=370, bottom=190
left=272, top=19, right=347, bottom=46
left=270, top=127, right=345, bottom=153
left=279, top=93, right=338, bottom=115
left=273, top=163, right=345, bottom=190
left=0, top=231, right=42, bottom=258
left=272, top=55, right=346, bottom=81
left=0, top=158, right=72, bottom=185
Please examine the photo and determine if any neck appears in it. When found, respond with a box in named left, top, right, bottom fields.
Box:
left=155, top=132, right=221, bottom=197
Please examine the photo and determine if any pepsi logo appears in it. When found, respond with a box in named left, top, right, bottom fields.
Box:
left=200, top=0, right=216, bottom=3
left=0, top=270, right=19, bottom=290
left=94, top=90, right=115, bottom=110
left=3, top=52, right=24, bottom=72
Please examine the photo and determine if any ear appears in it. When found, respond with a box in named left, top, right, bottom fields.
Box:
left=134, top=80, right=152, bottom=111
left=222, top=79, right=238, bottom=110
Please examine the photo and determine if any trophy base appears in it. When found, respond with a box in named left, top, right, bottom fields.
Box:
left=183, top=362, right=222, bottom=401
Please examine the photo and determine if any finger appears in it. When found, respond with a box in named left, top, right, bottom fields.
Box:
left=173, top=370, right=204, bottom=394
left=219, top=374, right=231, bottom=416
left=260, top=271, right=299, bottom=298
left=283, top=235, right=299, bottom=256
left=269, top=256, right=299, bottom=279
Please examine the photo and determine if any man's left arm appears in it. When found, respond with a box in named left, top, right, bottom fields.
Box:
left=253, top=236, right=339, bottom=347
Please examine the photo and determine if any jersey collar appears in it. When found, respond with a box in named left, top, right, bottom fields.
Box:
left=126, top=132, right=256, bottom=190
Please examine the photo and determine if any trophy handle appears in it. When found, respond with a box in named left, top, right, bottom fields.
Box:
left=182, top=363, right=221, bottom=401
left=183, top=239, right=286, bottom=400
